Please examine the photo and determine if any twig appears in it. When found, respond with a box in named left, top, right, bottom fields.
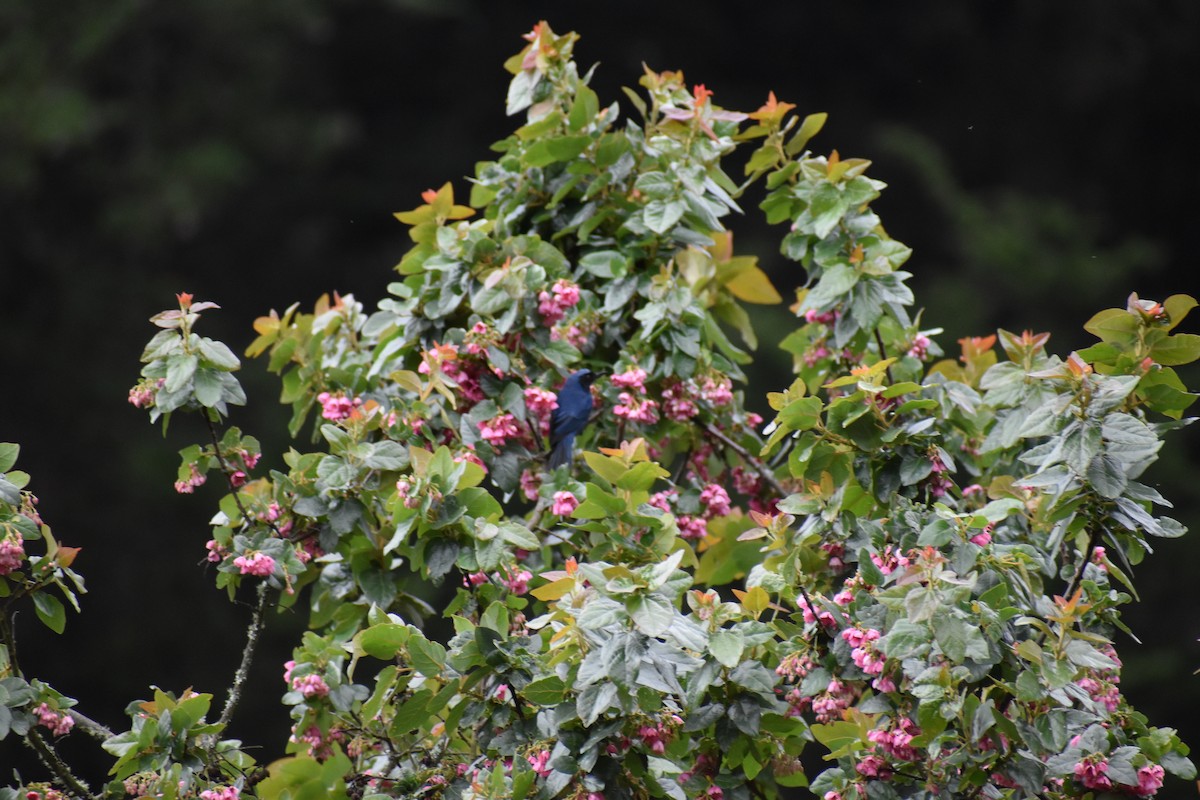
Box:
left=204, top=415, right=281, bottom=538
left=217, top=580, right=270, bottom=732
left=68, top=709, right=114, bottom=742
left=24, top=728, right=97, bottom=800
left=700, top=422, right=787, bottom=497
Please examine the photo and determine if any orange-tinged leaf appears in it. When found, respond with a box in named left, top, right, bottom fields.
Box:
left=55, top=546, right=81, bottom=568
left=531, top=577, right=576, bottom=602
left=722, top=263, right=782, bottom=305
left=253, top=311, right=281, bottom=336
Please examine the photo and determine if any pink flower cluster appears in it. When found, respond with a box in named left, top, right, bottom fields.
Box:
left=551, top=490, right=579, bottom=516
left=205, top=539, right=228, bottom=563
left=677, top=515, right=708, bottom=540
left=480, top=413, right=521, bottom=447
left=812, top=679, right=857, bottom=724
left=1074, top=755, right=1111, bottom=792
left=698, top=376, right=733, bottom=407
left=290, top=723, right=344, bottom=760
left=842, top=627, right=885, bottom=675
left=34, top=703, right=74, bottom=736
left=614, top=394, right=659, bottom=424
left=870, top=546, right=911, bottom=577
left=292, top=673, right=330, bottom=699
left=0, top=533, right=25, bottom=575
left=797, top=593, right=845, bottom=629
left=699, top=484, right=731, bottom=517
left=502, top=567, right=532, bottom=595
left=127, top=382, right=157, bottom=408
left=316, top=391, right=362, bottom=421
left=637, top=717, right=680, bottom=754
left=233, top=551, right=275, bottom=577
left=519, top=469, right=542, bottom=502
left=805, top=309, right=838, bottom=325
left=527, top=749, right=552, bottom=778
left=524, top=386, right=558, bottom=433
left=199, top=786, right=240, bottom=800
left=174, top=462, right=206, bottom=494
left=866, top=717, right=920, bottom=761
left=855, top=753, right=892, bottom=780
left=538, top=279, right=581, bottom=325
left=611, top=367, right=660, bottom=424
left=907, top=332, right=932, bottom=360
left=661, top=382, right=699, bottom=421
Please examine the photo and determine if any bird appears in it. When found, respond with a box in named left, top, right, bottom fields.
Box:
left=548, top=368, right=598, bottom=470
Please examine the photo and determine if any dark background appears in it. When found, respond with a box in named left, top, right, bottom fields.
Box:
left=3, top=0, right=1199, bottom=787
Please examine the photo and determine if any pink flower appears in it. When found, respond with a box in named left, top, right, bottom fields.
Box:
left=316, top=391, right=361, bottom=421
left=678, top=515, right=708, bottom=540
left=610, top=367, right=648, bottom=390
left=662, top=382, right=699, bottom=421
left=805, top=309, right=837, bottom=325
left=551, top=490, right=579, bottom=516
left=174, top=462, right=206, bottom=494
left=127, top=383, right=156, bottom=408
left=613, top=392, right=659, bottom=424
left=699, top=484, right=732, bottom=517
left=699, top=376, right=733, bottom=406
left=527, top=749, right=552, bottom=778
left=34, top=703, right=74, bottom=736
left=283, top=660, right=296, bottom=684
left=292, top=673, right=330, bottom=698
left=855, top=753, right=891, bottom=779
left=229, top=470, right=248, bottom=488
left=233, top=551, right=275, bottom=577
left=524, top=386, right=559, bottom=420
left=1074, top=756, right=1112, bottom=791
left=907, top=333, right=932, bottom=360
left=492, top=684, right=510, bottom=703
left=1134, top=763, right=1165, bottom=796
left=199, top=786, right=240, bottom=800
left=647, top=490, right=675, bottom=513
left=520, top=469, right=542, bottom=501
left=396, top=479, right=421, bottom=509
left=538, top=279, right=581, bottom=324
left=479, top=413, right=520, bottom=447
left=0, top=533, right=25, bottom=575
left=502, top=568, right=532, bottom=595
left=969, top=528, right=992, bottom=547
left=205, top=539, right=228, bottom=563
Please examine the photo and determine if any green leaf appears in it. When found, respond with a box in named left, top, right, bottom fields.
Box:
left=408, top=635, right=447, bottom=677
left=708, top=628, right=745, bottom=668
left=33, top=592, right=67, bottom=634
left=358, top=623, right=409, bottom=659
left=1150, top=332, right=1200, bottom=366
left=644, top=199, right=686, bottom=234
left=0, top=443, right=18, bottom=473
left=785, top=112, right=828, bottom=156
left=1084, top=308, right=1138, bottom=343
left=627, top=593, right=675, bottom=637
left=523, top=676, right=567, bottom=706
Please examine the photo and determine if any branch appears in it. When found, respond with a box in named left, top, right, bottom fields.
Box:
left=24, top=728, right=97, bottom=800
left=68, top=709, right=114, bottom=742
left=217, top=579, right=270, bottom=732
left=204, top=414, right=282, bottom=538
left=700, top=422, right=787, bottom=498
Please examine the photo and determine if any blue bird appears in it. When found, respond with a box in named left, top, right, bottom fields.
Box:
left=548, top=369, right=598, bottom=470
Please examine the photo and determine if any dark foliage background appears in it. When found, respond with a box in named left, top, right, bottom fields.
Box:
left=2, top=0, right=1198, bottom=784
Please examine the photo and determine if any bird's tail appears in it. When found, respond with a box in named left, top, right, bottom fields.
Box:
left=548, top=433, right=575, bottom=470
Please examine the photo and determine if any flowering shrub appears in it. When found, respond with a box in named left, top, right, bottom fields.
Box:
left=3, top=20, right=1200, bottom=800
